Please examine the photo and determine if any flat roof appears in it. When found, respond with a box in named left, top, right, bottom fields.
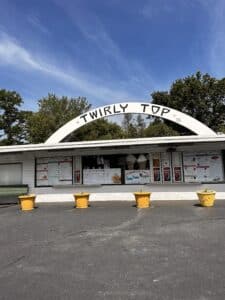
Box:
left=0, top=135, right=225, bottom=153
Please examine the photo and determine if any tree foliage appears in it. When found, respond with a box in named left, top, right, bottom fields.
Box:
left=122, top=114, right=138, bottom=138
left=122, top=114, right=146, bottom=138
left=68, top=118, right=124, bottom=141
left=0, top=89, right=24, bottom=145
left=1, top=71, right=224, bottom=145
left=26, top=94, right=91, bottom=143
left=144, top=119, right=179, bottom=137
left=26, top=94, right=124, bottom=143
left=151, top=71, right=225, bottom=133
left=136, top=114, right=146, bottom=137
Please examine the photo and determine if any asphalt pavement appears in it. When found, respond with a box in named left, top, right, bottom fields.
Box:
left=0, top=200, right=225, bottom=300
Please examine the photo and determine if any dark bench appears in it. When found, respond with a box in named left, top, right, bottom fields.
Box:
left=0, top=185, right=29, bottom=204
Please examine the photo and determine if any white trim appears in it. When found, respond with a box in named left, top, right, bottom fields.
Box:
left=45, top=102, right=217, bottom=144
left=35, top=192, right=225, bottom=202
left=0, top=135, right=225, bottom=153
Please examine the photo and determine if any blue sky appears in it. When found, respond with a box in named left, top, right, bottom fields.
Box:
left=0, top=0, right=225, bottom=111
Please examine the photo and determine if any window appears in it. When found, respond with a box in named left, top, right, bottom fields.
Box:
left=0, top=163, right=22, bottom=185
left=36, top=157, right=72, bottom=186
left=82, top=154, right=150, bottom=185
left=82, top=155, right=122, bottom=184
left=34, top=151, right=224, bottom=187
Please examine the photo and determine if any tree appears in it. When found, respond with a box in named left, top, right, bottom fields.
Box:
left=0, top=89, right=24, bottom=145
left=136, top=114, right=146, bottom=137
left=69, top=118, right=124, bottom=141
left=122, top=114, right=138, bottom=138
left=144, top=119, right=179, bottom=137
left=26, top=94, right=124, bottom=143
left=151, top=71, right=225, bottom=134
left=26, top=94, right=91, bottom=143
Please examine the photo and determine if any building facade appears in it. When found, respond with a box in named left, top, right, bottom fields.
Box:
left=0, top=102, right=225, bottom=202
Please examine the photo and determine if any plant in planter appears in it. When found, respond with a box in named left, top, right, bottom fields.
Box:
left=73, top=192, right=90, bottom=208
left=196, top=189, right=216, bottom=207
left=18, top=194, right=36, bottom=211
left=133, top=190, right=151, bottom=208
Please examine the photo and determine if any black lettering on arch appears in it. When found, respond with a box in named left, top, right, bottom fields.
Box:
left=104, top=106, right=112, bottom=115
left=161, top=108, right=170, bottom=116
left=99, top=108, right=103, bottom=117
left=89, top=110, right=98, bottom=119
left=120, top=104, right=128, bottom=112
left=80, top=114, right=88, bottom=123
left=141, top=103, right=149, bottom=112
left=152, top=105, right=161, bottom=115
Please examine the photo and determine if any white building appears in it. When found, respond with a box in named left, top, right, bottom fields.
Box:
left=0, top=102, right=224, bottom=202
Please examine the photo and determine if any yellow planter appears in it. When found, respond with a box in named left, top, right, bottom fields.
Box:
left=197, top=191, right=216, bottom=207
left=74, top=193, right=90, bottom=208
left=134, top=192, right=151, bottom=208
left=18, top=194, right=36, bottom=211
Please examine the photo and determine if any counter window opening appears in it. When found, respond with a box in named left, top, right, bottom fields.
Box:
left=82, top=154, right=151, bottom=185
left=82, top=152, right=185, bottom=185
left=34, top=150, right=224, bottom=187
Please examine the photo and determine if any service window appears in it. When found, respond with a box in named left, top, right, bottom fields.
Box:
left=36, top=157, right=73, bottom=186
left=82, top=154, right=150, bottom=185
left=0, top=163, right=22, bottom=185
left=82, top=155, right=122, bottom=184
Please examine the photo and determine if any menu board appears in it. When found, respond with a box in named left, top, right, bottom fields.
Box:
left=183, top=153, right=197, bottom=182
left=36, top=157, right=72, bottom=186
left=74, top=156, right=82, bottom=184
left=36, top=162, right=47, bottom=183
left=172, top=152, right=183, bottom=182
left=83, top=168, right=121, bottom=184
left=183, top=151, right=223, bottom=182
left=161, top=153, right=172, bottom=183
left=125, top=170, right=151, bottom=184
left=150, top=153, right=161, bottom=183
left=48, top=162, right=59, bottom=185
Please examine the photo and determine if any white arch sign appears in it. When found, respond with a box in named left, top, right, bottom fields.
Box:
left=45, top=102, right=217, bottom=144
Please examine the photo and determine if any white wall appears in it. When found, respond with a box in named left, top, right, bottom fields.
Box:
left=1, top=150, right=225, bottom=202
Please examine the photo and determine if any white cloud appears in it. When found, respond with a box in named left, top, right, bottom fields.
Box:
left=52, top=0, right=158, bottom=94
left=0, top=33, right=41, bottom=70
left=0, top=32, right=134, bottom=103
left=27, top=15, right=51, bottom=35
left=81, top=16, right=152, bottom=79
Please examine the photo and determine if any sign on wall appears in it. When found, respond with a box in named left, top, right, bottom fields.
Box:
left=36, top=157, right=73, bottom=186
left=74, top=156, right=82, bottom=184
left=125, top=170, right=151, bottom=184
left=150, top=153, right=162, bottom=183
left=172, top=152, right=183, bottom=182
left=83, top=168, right=121, bottom=184
left=161, top=153, right=172, bottom=183
left=183, top=151, right=224, bottom=182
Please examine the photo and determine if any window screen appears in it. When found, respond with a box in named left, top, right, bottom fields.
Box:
left=0, top=163, right=22, bottom=185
